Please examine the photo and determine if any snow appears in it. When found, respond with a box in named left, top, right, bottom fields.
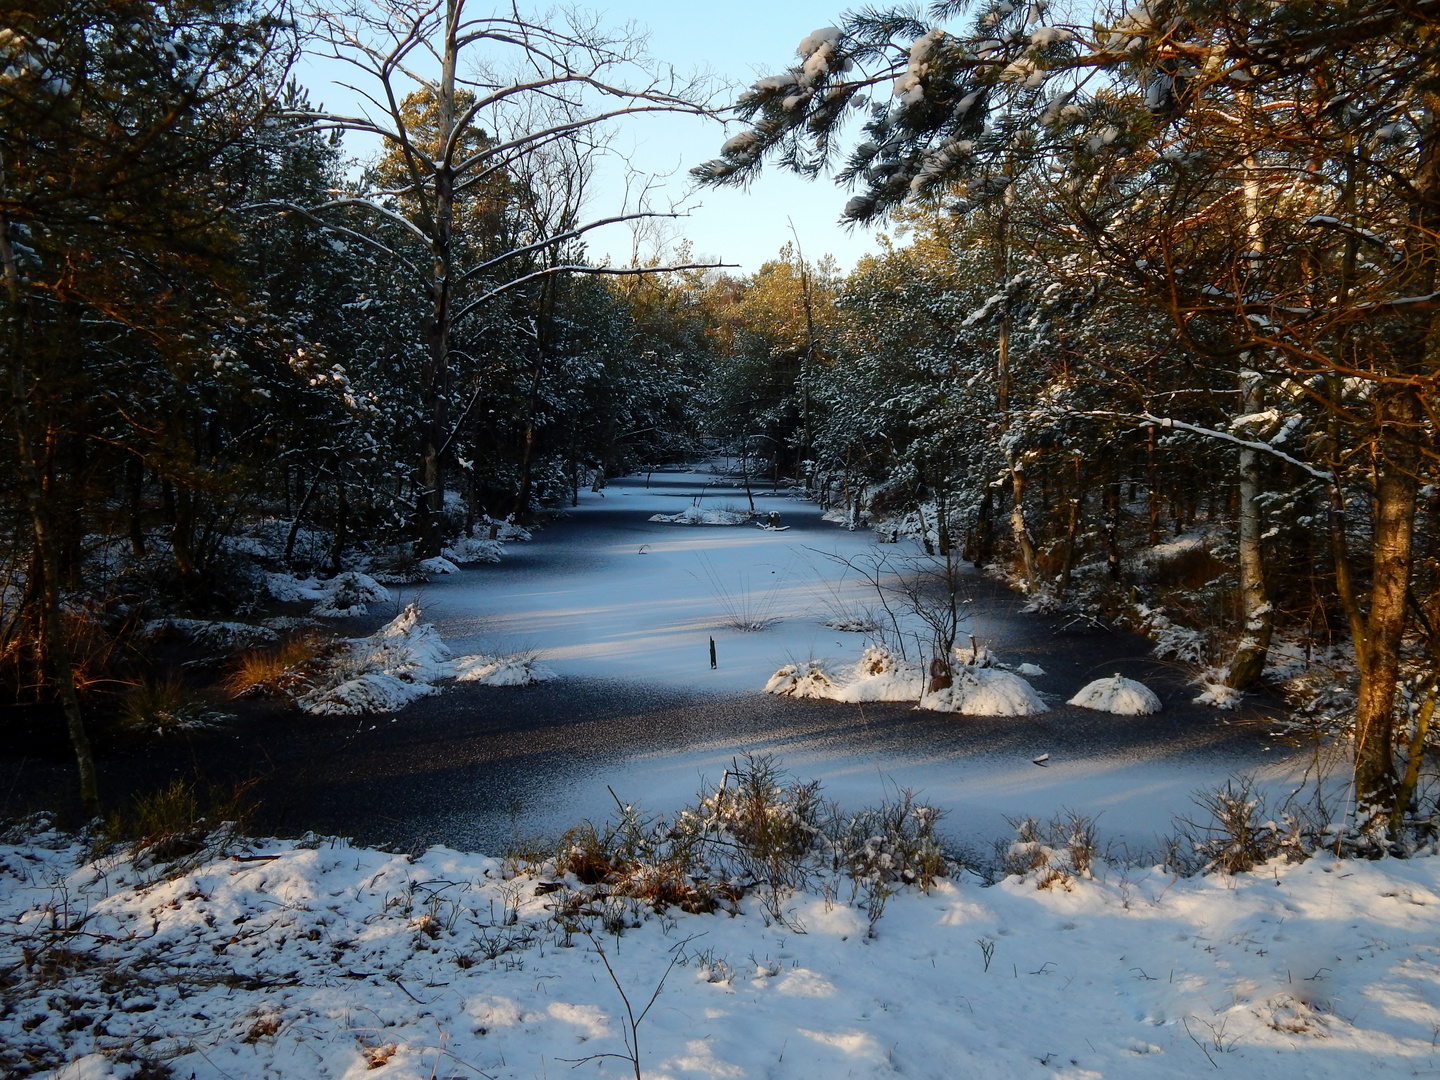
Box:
left=9, top=828, right=1440, bottom=1080
left=1194, top=680, right=1243, bottom=710
left=416, top=555, right=461, bottom=575
left=298, top=605, right=451, bottom=715
left=1070, top=674, right=1163, bottom=715
left=443, top=536, right=504, bottom=564
left=296, top=605, right=550, bottom=714
left=310, top=570, right=391, bottom=617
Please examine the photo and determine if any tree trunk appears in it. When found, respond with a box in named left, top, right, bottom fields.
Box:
left=1353, top=389, right=1422, bottom=811
left=1, top=206, right=99, bottom=816
left=1009, top=454, right=1040, bottom=593
left=416, top=0, right=460, bottom=558
left=1226, top=375, right=1274, bottom=690
left=127, top=452, right=146, bottom=557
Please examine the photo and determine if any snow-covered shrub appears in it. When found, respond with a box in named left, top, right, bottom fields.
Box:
left=140, top=618, right=279, bottom=652
left=265, top=572, right=323, bottom=603
left=1137, top=605, right=1207, bottom=665
left=1068, top=674, right=1162, bottom=715
left=311, top=572, right=390, bottom=617
left=298, top=605, right=452, bottom=715
left=1179, top=776, right=1309, bottom=875
left=1193, top=678, right=1243, bottom=709
left=1002, top=812, right=1101, bottom=890
left=119, top=677, right=227, bottom=735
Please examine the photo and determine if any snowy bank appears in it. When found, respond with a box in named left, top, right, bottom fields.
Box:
left=6, top=829, right=1440, bottom=1080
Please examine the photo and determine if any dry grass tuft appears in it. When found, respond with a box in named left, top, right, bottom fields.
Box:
left=222, top=631, right=333, bottom=698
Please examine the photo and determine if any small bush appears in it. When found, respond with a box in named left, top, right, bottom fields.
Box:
left=1180, top=776, right=1309, bottom=874
left=119, top=677, right=219, bottom=735
left=1002, top=811, right=1101, bottom=890
left=104, top=778, right=257, bottom=867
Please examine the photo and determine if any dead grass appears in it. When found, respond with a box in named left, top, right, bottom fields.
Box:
left=222, top=631, right=333, bottom=698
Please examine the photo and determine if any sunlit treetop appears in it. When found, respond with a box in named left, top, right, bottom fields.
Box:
left=692, top=0, right=1440, bottom=226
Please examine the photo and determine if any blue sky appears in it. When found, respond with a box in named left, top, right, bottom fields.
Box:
left=294, top=1, right=888, bottom=275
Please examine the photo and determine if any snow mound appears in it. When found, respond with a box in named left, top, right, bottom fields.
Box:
left=417, top=555, right=461, bottom=575
left=1069, top=674, right=1162, bottom=715
left=453, top=655, right=557, bottom=686
left=310, top=572, right=391, bottom=617
left=649, top=506, right=751, bottom=526
left=298, top=605, right=451, bottom=715
left=1194, top=680, right=1242, bottom=710
left=1014, top=662, right=1047, bottom=677
left=834, top=647, right=925, bottom=702
left=922, top=667, right=1048, bottom=716
left=443, top=536, right=504, bottom=564
left=141, top=618, right=279, bottom=651
left=764, top=662, right=838, bottom=698
left=301, top=670, right=439, bottom=715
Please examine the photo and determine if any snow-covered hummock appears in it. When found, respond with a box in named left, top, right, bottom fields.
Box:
left=442, top=536, right=503, bottom=564
left=648, top=505, right=751, bottom=526
left=452, top=654, right=556, bottom=687
left=764, top=648, right=1046, bottom=714
left=922, top=665, right=1048, bottom=716
left=763, top=660, right=839, bottom=699
left=11, top=833, right=1440, bottom=1080
left=296, top=606, right=552, bottom=715
left=298, top=604, right=452, bottom=715
left=1194, top=679, right=1242, bottom=710
left=416, top=555, right=460, bottom=575
left=140, top=618, right=279, bottom=651
left=1069, top=673, right=1162, bottom=715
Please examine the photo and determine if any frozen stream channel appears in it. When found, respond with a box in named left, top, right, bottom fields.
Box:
left=2, top=467, right=1317, bottom=855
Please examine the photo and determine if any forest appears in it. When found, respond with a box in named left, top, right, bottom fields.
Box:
left=1, top=0, right=1437, bottom=843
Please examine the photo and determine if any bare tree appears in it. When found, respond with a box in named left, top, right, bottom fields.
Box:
left=289, top=0, right=720, bottom=552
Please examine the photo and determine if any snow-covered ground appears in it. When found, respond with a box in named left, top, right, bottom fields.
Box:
left=7, top=830, right=1440, bottom=1080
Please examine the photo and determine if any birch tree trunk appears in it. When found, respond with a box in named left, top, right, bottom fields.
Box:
left=1225, top=371, right=1274, bottom=689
